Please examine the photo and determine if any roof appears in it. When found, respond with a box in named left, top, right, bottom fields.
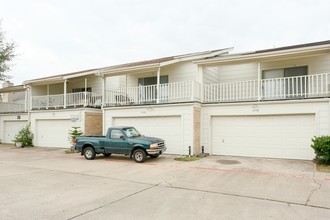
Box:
left=0, top=85, right=26, bottom=93
left=24, top=48, right=231, bottom=84
left=195, top=40, right=330, bottom=65
left=253, top=40, right=330, bottom=54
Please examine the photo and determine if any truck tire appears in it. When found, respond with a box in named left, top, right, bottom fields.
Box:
left=149, top=154, right=159, bottom=158
left=84, top=147, right=96, bottom=160
left=103, top=153, right=111, bottom=157
left=133, top=149, right=146, bottom=163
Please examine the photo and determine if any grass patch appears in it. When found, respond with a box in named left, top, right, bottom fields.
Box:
left=316, top=164, right=330, bottom=172
left=64, top=150, right=79, bottom=154
left=174, top=156, right=201, bottom=162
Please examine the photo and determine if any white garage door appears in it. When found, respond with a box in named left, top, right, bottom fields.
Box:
left=113, top=116, right=182, bottom=154
left=4, top=121, right=28, bottom=144
left=211, top=114, right=315, bottom=160
left=37, top=120, right=73, bottom=148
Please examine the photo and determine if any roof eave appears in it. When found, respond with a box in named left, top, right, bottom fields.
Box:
left=194, top=44, right=330, bottom=65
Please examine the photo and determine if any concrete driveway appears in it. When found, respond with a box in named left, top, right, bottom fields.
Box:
left=0, top=144, right=329, bottom=220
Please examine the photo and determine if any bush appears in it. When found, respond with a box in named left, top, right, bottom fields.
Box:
left=13, top=123, right=34, bottom=147
left=68, top=126, right=83, bottom=150
left=311, top=136, right=330, bottom=164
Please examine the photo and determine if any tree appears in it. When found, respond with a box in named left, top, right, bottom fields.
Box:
left=0, top=21, right=16, bottom=81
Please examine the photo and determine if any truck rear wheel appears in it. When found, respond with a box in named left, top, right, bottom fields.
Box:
left=84, top=147, right=96, bottom=160
left=133, top=149, right=146, bottom=163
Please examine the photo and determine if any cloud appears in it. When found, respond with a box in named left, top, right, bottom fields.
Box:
left=0, top=0, right=329, bottom=85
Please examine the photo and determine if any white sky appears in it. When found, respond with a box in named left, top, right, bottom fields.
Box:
left=1, top=0, right=330, bottom=85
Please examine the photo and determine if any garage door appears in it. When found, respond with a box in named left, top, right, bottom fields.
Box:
left=113, top=116, right=182, bottom=154
left=37, top=120, right=73, bottom=148
left=4, top=121, right=28, bottom=144
left=211, top=114, right=315, bottom=160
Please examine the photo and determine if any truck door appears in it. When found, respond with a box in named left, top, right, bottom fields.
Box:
left=105, top=129, right=129, bottom=154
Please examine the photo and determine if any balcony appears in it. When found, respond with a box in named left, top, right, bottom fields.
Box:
left=0, top=102, right=26, bottom=113
left=32, top=92, right=102, bottom=109
left=105, top=81, right=201, bottom=106
left=203, top=73, right=330, bottom=103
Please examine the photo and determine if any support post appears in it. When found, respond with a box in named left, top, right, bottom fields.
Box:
left=156, top=67, right=160, bottom=103
left=46, top=84, right=49, bottom=108
left=257, top=62, right=261, bottom=101
left=101, top=74, right=105, bottom=107
left=84, top=78, right=87, bottom=107
left=64, top=79, right=67, bottom=108
left=29, top=86, right=33, bottom=110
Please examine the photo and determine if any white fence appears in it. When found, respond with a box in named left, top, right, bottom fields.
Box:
left=105, top=81, right=200, bottom=106
left=32, top=92, right=101, bottom=109
left=0, top=102, right=25, bottom=113
left=204, top=73, right=330, bottom=103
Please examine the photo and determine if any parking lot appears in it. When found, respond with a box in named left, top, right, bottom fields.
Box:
left=0, top=144, right=330, bottom=220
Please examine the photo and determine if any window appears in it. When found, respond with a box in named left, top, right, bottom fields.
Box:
left=110, top=130, right=124, bottom=139
left=72, top=87, right=92, bottom=93
left=137, top=76, right=169, bottom=103
left=262, top=66, right=308, bottom=99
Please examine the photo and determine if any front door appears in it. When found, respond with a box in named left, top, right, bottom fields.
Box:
left=105, top=129, right=129, bottom=154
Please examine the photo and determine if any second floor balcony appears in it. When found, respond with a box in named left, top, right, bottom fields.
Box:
left=32, top=92, right=102, bottom=109
left=104, top=81, right=201, bottom=106
left=203, top=73, right=330, bottom=103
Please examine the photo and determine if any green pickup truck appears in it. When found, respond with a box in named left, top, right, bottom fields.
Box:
left=75, top=126, right=166, bottom=163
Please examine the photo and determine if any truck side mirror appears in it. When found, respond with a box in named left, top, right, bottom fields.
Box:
left=120, top=135, right=124, bottom=139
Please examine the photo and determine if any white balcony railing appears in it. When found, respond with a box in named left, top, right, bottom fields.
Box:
left=32, top=92, right=102, bottom=109
left=0, top=102, right=25, bottom=113
left=105, top=81, right=201, bottom=106
left=203, top=73, right=330, bottom=103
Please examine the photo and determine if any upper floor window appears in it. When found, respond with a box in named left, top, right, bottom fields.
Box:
left=138, top=75, right=168, bottom=86
left=262, top=66, right=307, bottom=79
left=72, top=87, right=92, bottom=93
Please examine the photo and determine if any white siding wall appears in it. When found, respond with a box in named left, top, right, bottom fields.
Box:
left=261, top=54, right=330, bottom=74
left=30, top=109, right=101, bottom=147
left=0, top=114, right=29, bottom=144
left=32, top=85, right=47, bottom=96
left=67, top=76, right=103, bottom=95
left=49, top=83, right=64, bottom=94
left=201, top=100, right=330, bottom=154
left=104, top=104, right=196, bottom=155
left=124, top=61, right=198, bottom=88
left=218, top=63, right=258, bottom=83
left=106, top=75, right=126, bottom=90
left=203, top=66, right=220, bottom=85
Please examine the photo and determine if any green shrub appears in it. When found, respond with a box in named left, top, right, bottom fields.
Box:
left=311, top=136, right=330, bottom=164
left=13, top=123, right=34, bottom=147
left=68, top=126, right=83, bottom=150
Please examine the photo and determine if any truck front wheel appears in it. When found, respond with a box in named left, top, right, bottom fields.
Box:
left=133, top=149, right=146, bottom=163
left=84, top=147, right=96, bottom=160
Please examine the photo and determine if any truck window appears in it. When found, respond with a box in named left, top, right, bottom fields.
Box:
left=123, top=127, right=141, bottom=138
left=110, top=130, right=124, bottom=139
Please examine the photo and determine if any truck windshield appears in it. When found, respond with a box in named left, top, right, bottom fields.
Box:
left=123, top=127, right=141, bottom=138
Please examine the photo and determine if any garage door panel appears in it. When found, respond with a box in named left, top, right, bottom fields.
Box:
left=113, top=116, right=182, bottom=154
left=37, top=120, right=72, bottom=148
left=4, top=121, right=28, bottom=144
left=212, top=115, right=315, bottom=160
